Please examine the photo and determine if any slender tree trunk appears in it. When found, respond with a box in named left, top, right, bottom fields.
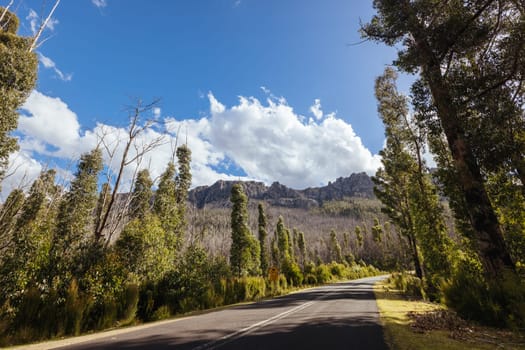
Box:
left=408, top=234, right=423, bottom=279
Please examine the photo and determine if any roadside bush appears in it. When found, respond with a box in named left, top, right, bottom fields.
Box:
left=388, top=272, right=425, bottom=299
left=315, top=264, right=332, bottom=284
left=304, top=273, right=317, bottom=285
left=282, top=259, right=303, bottom=287
left=329, top=262, right=346, bottom=279
left=444, top=255, right=525, bottom=328
left=65, top=279, right=85, bottom=336
left=151, top=305, right=171, bottom=321
left=118, top=283, right=139, bottom=325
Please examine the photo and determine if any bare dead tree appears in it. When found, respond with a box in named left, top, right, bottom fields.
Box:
left=29, top=0, right=60, bottom=52
left=95, top=99, right=167, bottom=245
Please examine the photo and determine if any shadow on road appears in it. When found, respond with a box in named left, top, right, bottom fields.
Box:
left=59, top=316, right=385, bottom=350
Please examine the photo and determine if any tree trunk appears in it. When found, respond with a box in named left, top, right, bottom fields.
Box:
left=408, top=234, right=424, bottom=279
left=411, top=31, right=515, bottom=277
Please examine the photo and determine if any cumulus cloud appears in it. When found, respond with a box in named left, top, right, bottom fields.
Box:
left=19, top=91, right=82, bottom=155
left=92, top=0, right=108, bottom=8
left=4, top=90, right=381, bottom=199
left=204, top=93, right=380, bottom=188
left=38, top=53, right=72, bottom=82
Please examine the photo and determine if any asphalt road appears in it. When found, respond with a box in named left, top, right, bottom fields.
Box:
left=47, top=275, right=388, bottom=350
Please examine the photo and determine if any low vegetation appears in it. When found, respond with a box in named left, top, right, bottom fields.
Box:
left=375, top=274, right=525, bottom=350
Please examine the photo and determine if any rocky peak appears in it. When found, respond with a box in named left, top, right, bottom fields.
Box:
left=188, top=173, right=375, bottom=209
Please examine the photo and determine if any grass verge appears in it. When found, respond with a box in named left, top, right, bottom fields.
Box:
left=374, top=279, right=525, bottom=350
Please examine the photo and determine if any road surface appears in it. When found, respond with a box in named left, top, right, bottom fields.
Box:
left=31, top=275, right=388, bottom=350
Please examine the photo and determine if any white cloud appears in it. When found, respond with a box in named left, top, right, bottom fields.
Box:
left=92, top=0, right=108, bottom=8
left=4, top=90, right=381, bottom=198
left=1, top=151, right=42, bottom=200
left=204, top=93, right=381, bottom=188
left=310, top=98, right=323, bottom=120
left=26, top=9, right=58, bottom=35
left=153, top=107, right=161, bottom=118
left=19, top=91, right=82, bottom=155
left=38, top=53, right=72, bottom=82
left=233, top=0, right=242, bottom=8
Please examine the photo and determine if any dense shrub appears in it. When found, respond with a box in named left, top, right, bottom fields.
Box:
left=444, top=255, right=525, bottom=328
left=388, top=272, right=425, bottom=299
left=282, top=260, right=303, bottom=287
left=315, top=264, right=332, bottom=284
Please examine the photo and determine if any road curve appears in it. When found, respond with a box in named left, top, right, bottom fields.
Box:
left=30, top=275, right=389, bottom=350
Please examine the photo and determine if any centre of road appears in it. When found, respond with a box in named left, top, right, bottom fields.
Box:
left=193, top=288, right=337, bottom=350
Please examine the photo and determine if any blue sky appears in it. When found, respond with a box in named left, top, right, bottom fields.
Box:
left=3, top=0, right=414, bottom=197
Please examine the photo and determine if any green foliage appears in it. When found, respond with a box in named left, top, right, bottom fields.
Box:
left=315, top=264, right=332, bottom=284
left=354, top=226, right=363, bottom=247
left=365, top=0, right=517, bottom=280
left=275, top=216, right=290, bottom=266
left=445, top=254, right=525, bottom=328
left=329, top=230, right=344, bottom=263
left=373, top=68, right=454, bottom=295
left=0, top=8, right=37, bottom=183
left=65, top=279, right=85, bottom=336
left=282, top=259, right=303, bottom=287
left=129, top=169, right=153, bottom=220
left=115, top=215, right=174, bottom=282
left=230, top=184, right=260, bottom=277
left=50, top=149, right=103, bottom=290
left=118, top=284, right=139, bottom=325
left=257, top=203, right=269, bottom=274
left=175, top=145, right=191, bottom=232
left=153, top=162, right=180, bottom=250
left=388, top=272, right=426, bottom=300
left=0, top=6, right=20, bottom=33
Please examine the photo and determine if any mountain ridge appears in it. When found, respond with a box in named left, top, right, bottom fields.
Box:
left=188, top=172, right=375, bottom=209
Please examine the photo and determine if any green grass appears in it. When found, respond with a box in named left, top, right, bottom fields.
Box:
left=374, top=280, right=525, bottom=350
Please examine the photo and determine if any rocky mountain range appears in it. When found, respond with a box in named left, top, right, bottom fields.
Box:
left=188, top=172, right=375, bottom=209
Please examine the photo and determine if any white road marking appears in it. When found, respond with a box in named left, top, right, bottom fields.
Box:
left=193, top=287, right=341, bottom=350
left=193, top=300, right=316, bottom=350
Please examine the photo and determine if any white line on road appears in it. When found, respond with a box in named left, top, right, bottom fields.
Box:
left=193, top=300, right=317, bottom=350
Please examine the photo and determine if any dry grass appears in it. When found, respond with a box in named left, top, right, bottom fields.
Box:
left=374, top=280, right=525, bottom=350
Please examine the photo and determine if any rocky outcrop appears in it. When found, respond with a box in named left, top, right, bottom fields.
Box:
left=188, top=172, right=375, bottom=209
left=302, top=172, right=375, bottom=202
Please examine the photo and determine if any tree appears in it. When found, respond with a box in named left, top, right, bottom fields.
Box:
left=373, top=68, right=453, bottom=287
left=153, top=162, right=180, bottom=252
left=0, top=170, right=58, bottom=303
left=175, top=144, right=192, bottom=232
left=257, top=203, right=269, bottom=274
left=354, top=226, right=363, bottom=248
left=297, top=231, right=307, bottom=270
left=229, top=183, right=260, bottom=277
left=0, top=188, right=24, bottom=254
left=95, top=100, right=165, bottom=244
left=0, top=7, right=37, bottom=185
left=129, top=169, right=153, bottom=220
left=49, top=148, right=103, bottom=286
left=114, top=214, right=174, bottom=281
left=362, top=0, right=518, bottom=278
left=276, top=216, right=290, bottom=266
left=329, top=230, right=343, bottom=263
